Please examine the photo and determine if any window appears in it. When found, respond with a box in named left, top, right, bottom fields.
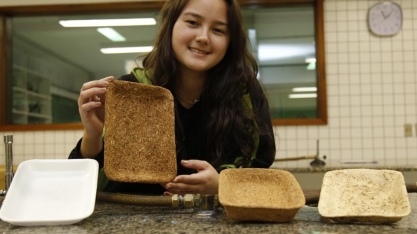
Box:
left=0, top=0, right=326, bottom=130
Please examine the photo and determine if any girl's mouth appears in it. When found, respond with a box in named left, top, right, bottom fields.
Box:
left=189, top=47, right=210, bottom=55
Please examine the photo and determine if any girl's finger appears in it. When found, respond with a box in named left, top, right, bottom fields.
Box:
left=80, top=76, right=114, bottom=92
left=163, top=191, right=173, bottom=196
left=79, top=101, right=102, bottom=112
left=166, top=182, right=201, bottom=194
left=180, top=160, right=210, bottom=171
left=173, top=174, right=201, bottom=184
left=78, top=87, right=107, bottom=106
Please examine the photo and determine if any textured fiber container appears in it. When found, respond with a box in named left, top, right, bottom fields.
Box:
left=318, top=169, right=411, bottom=224
left=219, top=168, right=305, bottom=222
left=104, top=80, right=177, bottom=183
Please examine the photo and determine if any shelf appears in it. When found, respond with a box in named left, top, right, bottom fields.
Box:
left=13, top=86, right=51, bottom=100
left=13, top=64, right=49, bottom=81
left=11, top=62, right=52, bottom=124
left=9, top=37, right=91, bottom=125
left=12, top=109, right=52, bottom=120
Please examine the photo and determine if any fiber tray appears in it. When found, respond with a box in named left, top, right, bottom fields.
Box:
left=219, top=168, right=305, bottom=222
left=104, top=80, right=177, bottom=183
left=318, top=169, right=411, bottom=224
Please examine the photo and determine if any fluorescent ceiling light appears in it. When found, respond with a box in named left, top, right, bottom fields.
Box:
left=248, top=29, right=257, bottom=51
left=305, top=58, right=316, bottom=63
left=97, top=28, right=126, bottom=42
left=292, top=87, right=317, bottom=92
left=59, top=18, right=156, bottom=27
left=258, top=44, right=315, bottom=61
left=289, top=93, right=317, bottom=99
left=100, top=46, right=153, bottom=54
left=248, top=29, right=256, bottom=39
left=307, top=62, right=316, bottom=70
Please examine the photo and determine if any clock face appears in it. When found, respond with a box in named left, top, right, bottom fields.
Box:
left=368, top=2, right=402, bottom=36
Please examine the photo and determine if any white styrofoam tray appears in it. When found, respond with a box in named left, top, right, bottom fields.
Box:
left=0, top=159, right=98, bottom=226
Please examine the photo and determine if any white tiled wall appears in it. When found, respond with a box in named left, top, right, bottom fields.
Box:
left=274, top=0, right=417, bottom=168
left=0, top=130, right=83, bottom=164
left=1, top=0, right=417, bottom=168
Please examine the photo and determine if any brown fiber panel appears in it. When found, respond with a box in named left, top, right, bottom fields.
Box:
left=104, top=80, right=176, bottom=183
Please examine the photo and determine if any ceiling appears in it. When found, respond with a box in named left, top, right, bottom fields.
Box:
left=11, top=6, right=316, bottom=83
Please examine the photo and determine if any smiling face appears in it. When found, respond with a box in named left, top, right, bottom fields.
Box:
left=172, top=0, right=230, bottom=76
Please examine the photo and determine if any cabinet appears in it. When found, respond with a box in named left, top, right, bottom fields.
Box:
left=8, top=36, right=92, bottom=124
left=12, top=64, right=52, bottom=124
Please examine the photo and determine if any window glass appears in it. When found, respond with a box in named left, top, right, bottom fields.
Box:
left=245, top=6, right=317, bottom=119
left=8, top=5, right=316, bottom=124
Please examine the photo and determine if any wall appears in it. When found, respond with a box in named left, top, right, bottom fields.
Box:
left=0, top=0, right=416, bottom=168
left=274, top=0, right=417, bottom=168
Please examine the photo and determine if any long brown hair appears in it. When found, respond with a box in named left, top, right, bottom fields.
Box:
left=142, top=0, right=275, bottom=168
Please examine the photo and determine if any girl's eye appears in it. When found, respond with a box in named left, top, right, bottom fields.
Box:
left=186, top=20, right=198, bottom=26
left=213, top=28, right=225, bottom=34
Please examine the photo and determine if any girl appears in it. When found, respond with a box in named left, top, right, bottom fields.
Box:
left=69, top=0, right=276, bottom=195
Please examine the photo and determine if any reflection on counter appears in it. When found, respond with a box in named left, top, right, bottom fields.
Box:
left=0, top=166, right=18, bottom=190
left=271, top=161, right=417, bottom=190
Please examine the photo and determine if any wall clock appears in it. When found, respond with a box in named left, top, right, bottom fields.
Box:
left=368, top=2, right=402, bottom=36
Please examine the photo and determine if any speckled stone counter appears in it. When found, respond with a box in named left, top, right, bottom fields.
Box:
left=0, top=194, right=416, bottom=233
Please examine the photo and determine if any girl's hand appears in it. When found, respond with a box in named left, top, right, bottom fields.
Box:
left=163, top=160, right=219, bottom=195
left=78, top=76, right=114, bottom=137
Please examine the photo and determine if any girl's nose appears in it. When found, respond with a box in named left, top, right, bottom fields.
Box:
left=195, top=30, right=209, bottom=44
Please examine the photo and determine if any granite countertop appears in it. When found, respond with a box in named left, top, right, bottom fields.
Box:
left=0, top=194, right=416, bottom=233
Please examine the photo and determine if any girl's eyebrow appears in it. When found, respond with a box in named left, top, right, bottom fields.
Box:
left=182, top=11, right=228, bottom=26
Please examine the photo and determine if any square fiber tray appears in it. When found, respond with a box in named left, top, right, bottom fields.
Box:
left=219, top=168, right=305, bottom=222
left=318, top=169, right=411, bottom=224
left=104, top=80, right=177, bottom=183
